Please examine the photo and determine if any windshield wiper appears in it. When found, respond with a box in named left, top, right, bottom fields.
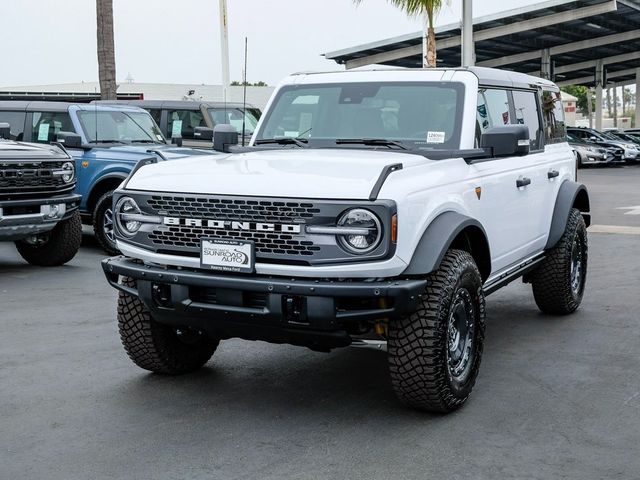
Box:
left=335, top=138, right=408, bottom=150
left=87, top=139, right=126, bottom=144
left=131, top=139, right=164, bottom=144
left=255, top=137, right=309, bottom=148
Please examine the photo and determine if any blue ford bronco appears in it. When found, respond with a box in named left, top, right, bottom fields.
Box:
left=0, top=101, right=213, bottom=253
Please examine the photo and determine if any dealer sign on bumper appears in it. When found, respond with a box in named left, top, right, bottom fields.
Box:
left=201, top=239, right=254, bottom=273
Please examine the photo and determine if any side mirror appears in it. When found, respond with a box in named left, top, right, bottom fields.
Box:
left=480, top=125, right=530, bottom=157
left=589, top=136, right=598, bottom=142
left=193, top=126, right=214, bottom=141
left=56, top=131, right=83, bottom=149
left=0, top=122, right=10, bottom=140
left=171, top=135, right=183, bottom=147
left=213, top=124, right=238, bottom=153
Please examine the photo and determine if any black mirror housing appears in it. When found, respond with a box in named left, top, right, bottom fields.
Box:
left=480, top=125, right=530, bottom=157
left=56, top=131, right=83, bottom=149
left=213, top=124, right=239, bottom=153
left=0, top=122, right=10, bottom=140
left=171, top=135, right=183, bottom=147
left=194, top=126, right=214, bottom=141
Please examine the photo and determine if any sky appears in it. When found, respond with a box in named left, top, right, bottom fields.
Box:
left=0, top=0, right=535, bottom=87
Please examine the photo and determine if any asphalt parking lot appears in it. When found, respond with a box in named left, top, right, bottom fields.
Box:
left=1, top=165, right=639, bottom=480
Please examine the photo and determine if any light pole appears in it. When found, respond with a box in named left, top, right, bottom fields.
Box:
left=219, top=0, right=231, bottom=98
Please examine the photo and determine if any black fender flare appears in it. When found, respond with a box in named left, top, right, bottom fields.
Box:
left=86, top=173, right=129, bottom=212
left=545, top=180, right=590, bottom=249
left=402, top=211, right=490, bottom=279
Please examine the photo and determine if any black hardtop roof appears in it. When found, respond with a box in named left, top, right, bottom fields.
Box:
left=92, top=99, right=257, bottom=109
left=0, top=140, right=69, bottom=160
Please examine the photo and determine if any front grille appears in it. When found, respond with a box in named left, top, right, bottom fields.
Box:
left=127, top=192, right=394, bottom=266
left=149, top=225, right=321, bottom=256
left=146, top=195, right=320, bottom=223
left=0, top=161, right=68, bottom=192
left=145, top=195, right=324, bottom=258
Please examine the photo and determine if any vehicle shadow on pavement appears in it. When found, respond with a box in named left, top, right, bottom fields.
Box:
left=111, top=345, right=442, bottom=420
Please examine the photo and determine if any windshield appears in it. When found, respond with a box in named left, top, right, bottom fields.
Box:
left=77, top=110, right=166, bottom=144
left=208, top=107, right=260, bottom=135
left=601, top=132, right=622, bottom=141
left=567, top=133, right=585, bottom=143
left=255, top=82, right=465, bottom=150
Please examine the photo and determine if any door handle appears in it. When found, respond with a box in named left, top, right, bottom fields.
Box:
left=547, top=170, right=560, bottom=179
left=516, top=177, right=531, bottom=188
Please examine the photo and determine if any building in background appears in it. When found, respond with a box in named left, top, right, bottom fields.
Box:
left=0, top=82, right=275, bottom=110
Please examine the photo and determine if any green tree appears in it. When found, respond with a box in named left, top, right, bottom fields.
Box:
left=96, top=0, right=117, bottom=100
left=353, top=0, right=448, bottom=67
left=561, top=85, right=594, bottom=116
left=231, top=81, right=268, bottom=86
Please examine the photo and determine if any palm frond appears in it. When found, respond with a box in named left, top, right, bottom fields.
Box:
left=353, top=0, right=449, bottom=19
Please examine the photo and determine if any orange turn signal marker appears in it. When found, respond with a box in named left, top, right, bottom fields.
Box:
left=391, top=214, right=398, bottom=243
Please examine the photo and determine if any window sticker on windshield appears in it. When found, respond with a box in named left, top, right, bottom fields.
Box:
left=284, top=131, right=299, bottom=137
left=427, top=131, right=445, bottom=144
left=38, top=123, right=50, bottom=141
left=171, top=120, right=183, bottom=137
left=156, top=134, right=164, bottom=142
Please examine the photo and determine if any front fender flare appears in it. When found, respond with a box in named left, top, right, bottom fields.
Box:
left=402, top=211, right=488, bottom=277
left=545, top=180, right=590, bottom=249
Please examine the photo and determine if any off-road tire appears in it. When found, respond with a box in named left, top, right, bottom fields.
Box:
left=388, top=249, right=486, bottom=413
left=531, top=208, right=588, bottom=315
left=15, top=211, right=82, bottom=266
left=93, top=191, right=119, bottom=255
left=117, top=277, right=219, bottom=374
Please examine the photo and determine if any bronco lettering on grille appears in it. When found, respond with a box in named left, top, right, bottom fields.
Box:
left=163, top=217, right=302, bottom=234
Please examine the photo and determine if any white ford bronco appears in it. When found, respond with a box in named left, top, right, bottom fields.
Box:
left=102, top=67, right=590, bottom=412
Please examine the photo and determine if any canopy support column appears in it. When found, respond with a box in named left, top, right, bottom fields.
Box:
left=461, top=0, right=474, bottom=67
left=595, top=59, right=604, bottom=131
left=636, top=68, right=640, bottom=128
left=541, top=48, right=551, bottom=80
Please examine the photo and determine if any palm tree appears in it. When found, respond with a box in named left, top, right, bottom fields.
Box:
left=96, top=0, right=117, bottom=100
left=353, top=0, right=448, bottom=67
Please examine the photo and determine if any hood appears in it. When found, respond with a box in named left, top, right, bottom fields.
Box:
left=125, top=148, right=430, bottom=200
left=80, top=145, right=215, bottom=164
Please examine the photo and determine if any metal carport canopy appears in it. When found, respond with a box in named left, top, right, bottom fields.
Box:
left=324, top=0, right=640, bottom=87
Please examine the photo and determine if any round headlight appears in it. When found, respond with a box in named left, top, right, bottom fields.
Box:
left=61, top=161, right=75, bottom=183
left=337, top=208, right=382, bottom=254
left=115, top=196, right=142, bottom=237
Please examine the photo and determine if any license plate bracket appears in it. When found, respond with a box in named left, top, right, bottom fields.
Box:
left=200, top=238, right=255, bottom=273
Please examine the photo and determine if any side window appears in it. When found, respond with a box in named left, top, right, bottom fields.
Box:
left=0, top=111, right=26, bottom=140
left=147, top=109, right=162, bottom=126
left=167, top=109, right=205, bottom=139
left=31, top=111, right=74, bottom=143
left=476, top=88, right=510, bottom=145
left=512, top=90, right=542, bottom=150
left=541, top=89, right=566, bottom=144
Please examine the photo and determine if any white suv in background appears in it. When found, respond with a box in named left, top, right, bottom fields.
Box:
left=102, top=67, right=590, bottom=413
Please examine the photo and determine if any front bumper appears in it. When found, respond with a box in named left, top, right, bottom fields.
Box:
left=102, top=255, right=427, bottom=350
left=0, top=193, right=81, bottom=240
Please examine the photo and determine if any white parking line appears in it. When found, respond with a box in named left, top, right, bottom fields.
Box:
left=617, top=206, right=640, bottom=215
left=589, top=224, right=640, bottom=235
